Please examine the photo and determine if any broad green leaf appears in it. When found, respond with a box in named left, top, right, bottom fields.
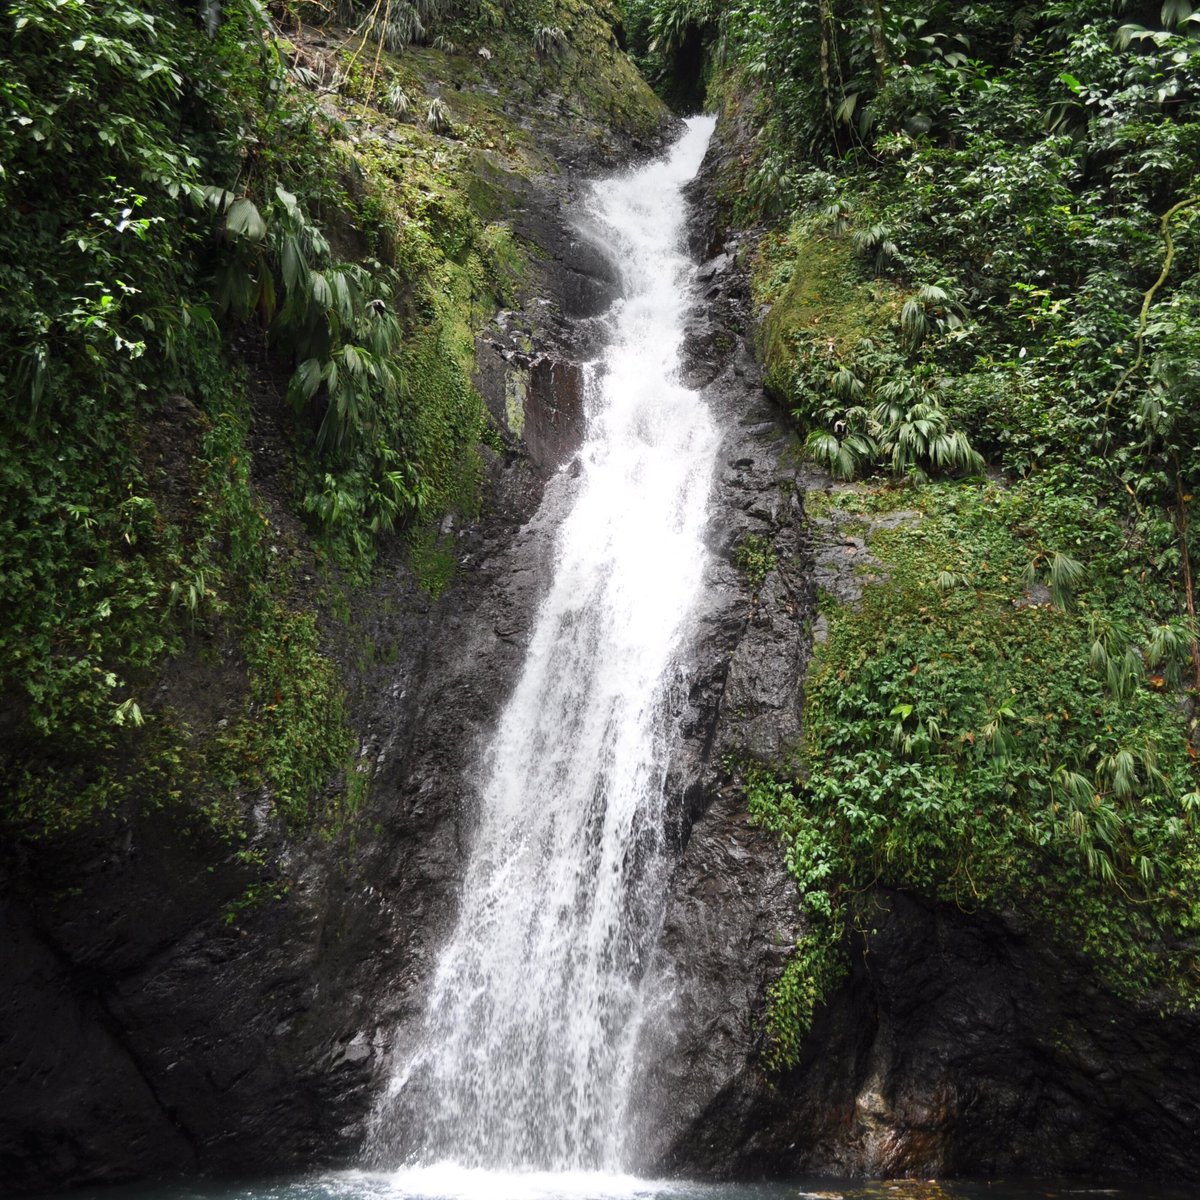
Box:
left=225, top=197, right=266, bottom=242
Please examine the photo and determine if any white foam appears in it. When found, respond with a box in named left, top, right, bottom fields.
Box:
left=326, top=1165, right=705, bottom=1200
left=370, top=116, right=718, bottom=1171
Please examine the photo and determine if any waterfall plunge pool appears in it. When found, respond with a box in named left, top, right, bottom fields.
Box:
left=36, top=1169, right=1195, bottom=1200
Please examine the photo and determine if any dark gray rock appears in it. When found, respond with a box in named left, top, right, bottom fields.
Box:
left=649, top=888, right=1200, bottom=1182
left=695, top=251, right=732, bottom=282
left=618, top=129, right=812, bottom=1177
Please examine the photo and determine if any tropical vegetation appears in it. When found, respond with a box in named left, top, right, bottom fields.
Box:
left=6, top=0, right=1200, bottom=1077
left=627, top=0, right=1200, bottom=1062
left=0, top=0, right=653, bottom=855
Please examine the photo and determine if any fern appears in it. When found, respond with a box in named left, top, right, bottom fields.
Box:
left=333, top=0, right=456, bottom=52
left=900, top=281, right=966, bottom=348
left=851, top=222, right=902, bottom=274
left=384, top=81, right=411, bottom=118
left=426, top=96, right=453, bottom=135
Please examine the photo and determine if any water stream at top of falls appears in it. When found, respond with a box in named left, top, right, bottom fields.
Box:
left=368, top=115, right=718, bottom=1173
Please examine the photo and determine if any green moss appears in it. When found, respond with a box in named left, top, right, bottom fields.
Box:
left=568, top=31, right=665, bottom=143
left=407, top=524, right=459, bottom=598
left=753, top=221, right=903, bottom=402
left=466, top=158, right=525, bottom=221
left=734, top=532, right=778, bottom=591
left=504, top=367, right=529, bottom=437
left=479, top=221, right=530, bottom=304
left=5, top=723, right=189, bottom=839
left=223, top=604, right=356, bottom=831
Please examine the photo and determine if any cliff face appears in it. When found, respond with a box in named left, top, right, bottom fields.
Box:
left=0, top=175, right=635, bottom=1199
left=624, top=100, right=1200, bottom=1188
left=641, top=878, right=1200, bottom=1181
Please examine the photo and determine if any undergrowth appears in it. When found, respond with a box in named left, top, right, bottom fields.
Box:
left=0, top=0, right=658, bottom=866
left=682, top=0, right=1200, bottom=1064
left=741, top=481, right=1200, bottom=1067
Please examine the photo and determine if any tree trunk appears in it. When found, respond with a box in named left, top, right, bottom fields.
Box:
left=819, top=0, right=836, bottom=134
left=867, top=0, right=889, bottom=85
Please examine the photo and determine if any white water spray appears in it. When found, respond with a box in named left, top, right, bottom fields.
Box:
left=372, top=116, right=718, bottom=1172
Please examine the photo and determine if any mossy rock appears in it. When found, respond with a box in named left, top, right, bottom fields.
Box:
left=753, top=222, right=904, bottom=402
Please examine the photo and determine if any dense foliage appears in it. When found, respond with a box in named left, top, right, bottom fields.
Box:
left=286, top=0, right=581, bottom=54
left=629, top=0, right=1200, bottom=1060
left=0, top=1, right=331, bottom=837
left=741, top=482, right=1200, bottom=1064
left=0, top=0, right=651, bottom=849
left=7, top=0, right=1198, bottom=1075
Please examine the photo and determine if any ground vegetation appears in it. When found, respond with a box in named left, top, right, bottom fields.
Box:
left=0, top=0, right=656, bottom=867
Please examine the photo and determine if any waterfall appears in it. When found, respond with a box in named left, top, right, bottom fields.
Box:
left=371, top=116, right=718, bottom=1174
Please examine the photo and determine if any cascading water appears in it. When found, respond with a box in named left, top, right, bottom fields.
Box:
left=370, top=115, right=718, bottom=1174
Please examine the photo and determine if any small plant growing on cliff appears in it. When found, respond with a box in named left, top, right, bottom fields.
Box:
left=1022, top=547, right=1085, bottom=610
left=735, top=533, right=779, bottom=591
left=802, top=358, right=983, bottom=482
left=426, top=97, right=453, bottom=135
left=339, top=0, right=425, bottom=51
left=737, top=762, right=848, bottom=1068
left=534, top=25, right=568, bottom=55
left=852, top=222, right=903, bottom=274
left=762, top=931, right=846, bottom=1069
left=384, top=81, right=411, bottom=119
left=899, top=282, right=966, bottom=349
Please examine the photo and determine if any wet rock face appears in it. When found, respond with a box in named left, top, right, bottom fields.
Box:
left=474, top=320, right=589, bottom=476
left=616, top=126, right=812, bottom=1175
left=656, top=888, right=1200, bottom=1182
left=0, top=806, right=387, bottom=1192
